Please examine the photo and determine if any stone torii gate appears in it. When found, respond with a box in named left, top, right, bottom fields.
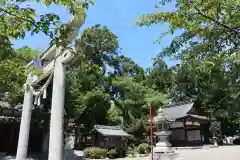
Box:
left=16, top=16, right=85, bottom=160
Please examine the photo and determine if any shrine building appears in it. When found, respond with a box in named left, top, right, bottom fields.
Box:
left=152, top=103, right=210, bottom=147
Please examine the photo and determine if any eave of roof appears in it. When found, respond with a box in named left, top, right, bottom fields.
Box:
left=91, top=125, right=130, bottom=137
left=176, top=114, right=210, bottom=121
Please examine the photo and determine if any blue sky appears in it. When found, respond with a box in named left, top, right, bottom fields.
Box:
left=13, top=0, right=180, bottom=68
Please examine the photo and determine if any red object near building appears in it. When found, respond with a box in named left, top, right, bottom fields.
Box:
left=148, top=104, right=153, bottom=160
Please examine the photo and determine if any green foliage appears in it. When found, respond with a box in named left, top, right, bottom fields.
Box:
left=0, top=46, right=40, bottom=105
left=107, top=149, right=117, bottom=159
left=66, top=24, right=167, bottom=147
left=75, top=24, right=119, bottom=72
left=2, top=0, right=239, bottom=146
left=110, top=55, right=145, bottom=82
left=83, top=147, right=108, bottom=159
left=168, top=54, right=240, bottom=118
left=115, top=146, right=127, bottom=158
left=126, top=146, right=137, bottom=156
left=0, top=36, right=15, bottom=60
left=0, top=0, right=94, bottom=47
left=210, top=121, right=221, bottom=135
left=137, top=0, right=240, bottom=121
left=138, top=0, right=239, bottom=59
left=66, top=25, right=120, bottom=134
left=137, top=143, right=149, bottom=154
left=111, top=76, right=167, bottom=132
left=107, top=100, right=122, bottom=125
left=4, top=0, right=240, bottom=151
left=15, top=46, right=40, bottom=62
left=146, top=58, right=175, bottom=93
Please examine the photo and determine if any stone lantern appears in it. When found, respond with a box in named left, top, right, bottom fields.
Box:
left=152, top=108, right=179, bottom=160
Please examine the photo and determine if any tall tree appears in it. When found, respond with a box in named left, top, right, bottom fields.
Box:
left=111, top=76, right=167, bottom=133
left=146, top=58, right=175, bottom=93
left=66, top=24, right=167, bottom=147
left=75, top=24, right=119, bottom=72
left=65, top=25, right=120, bottom=146
left=109, top=55, right=145, bottom=82
left=137, top=0, right=240, bottom=119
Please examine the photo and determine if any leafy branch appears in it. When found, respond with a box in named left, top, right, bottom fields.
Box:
left=0, top=7, right=56, bottom=39
left=191, top=3, right=239, bottom=36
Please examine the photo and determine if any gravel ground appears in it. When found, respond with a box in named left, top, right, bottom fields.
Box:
left=176, top=145, right=240, bottom=160
left=2, top=146, right=240, bottom=160
left=115, top=145, right=240, bottom=160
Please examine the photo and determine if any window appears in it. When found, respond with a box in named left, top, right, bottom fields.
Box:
left=187, top=130, right=201, bottom=141
left=157, top=124, right=163, bottom=130
left=164, top=124, right=169, bottom=129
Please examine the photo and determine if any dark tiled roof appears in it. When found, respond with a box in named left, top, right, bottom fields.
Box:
left=161, top=103, right=209, bottom=121
left=162, top=103, right=193, bottom=120
left=92, top=125, right=130, bottom=137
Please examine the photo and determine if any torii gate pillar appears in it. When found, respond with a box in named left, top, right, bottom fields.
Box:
left=16, top=76, right=33, bottom=160
left=48, top=46, right=65, bottom=160
left=16, top=16, right=85, bottom=160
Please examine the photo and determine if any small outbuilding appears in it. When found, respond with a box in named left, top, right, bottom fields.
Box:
left=89, top=125, right=131, bottom=148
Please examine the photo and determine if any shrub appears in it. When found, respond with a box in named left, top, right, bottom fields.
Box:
left=137, top=143, right=149, bottom=154
left=107, top=149, right=117, bottom=159
left=115, top=146, right=127, bottom=158
left=126, top=146, right=137, bottom=156
left=83, top=147, right=108, bottom=159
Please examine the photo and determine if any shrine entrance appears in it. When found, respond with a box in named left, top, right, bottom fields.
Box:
left=28, top=121, right=44, bottom=154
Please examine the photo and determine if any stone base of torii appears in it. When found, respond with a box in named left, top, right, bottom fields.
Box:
left=15, top=16, right=85, bottom=160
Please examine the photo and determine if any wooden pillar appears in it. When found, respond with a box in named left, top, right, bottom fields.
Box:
left=184, top=120, right=188, bottom=146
